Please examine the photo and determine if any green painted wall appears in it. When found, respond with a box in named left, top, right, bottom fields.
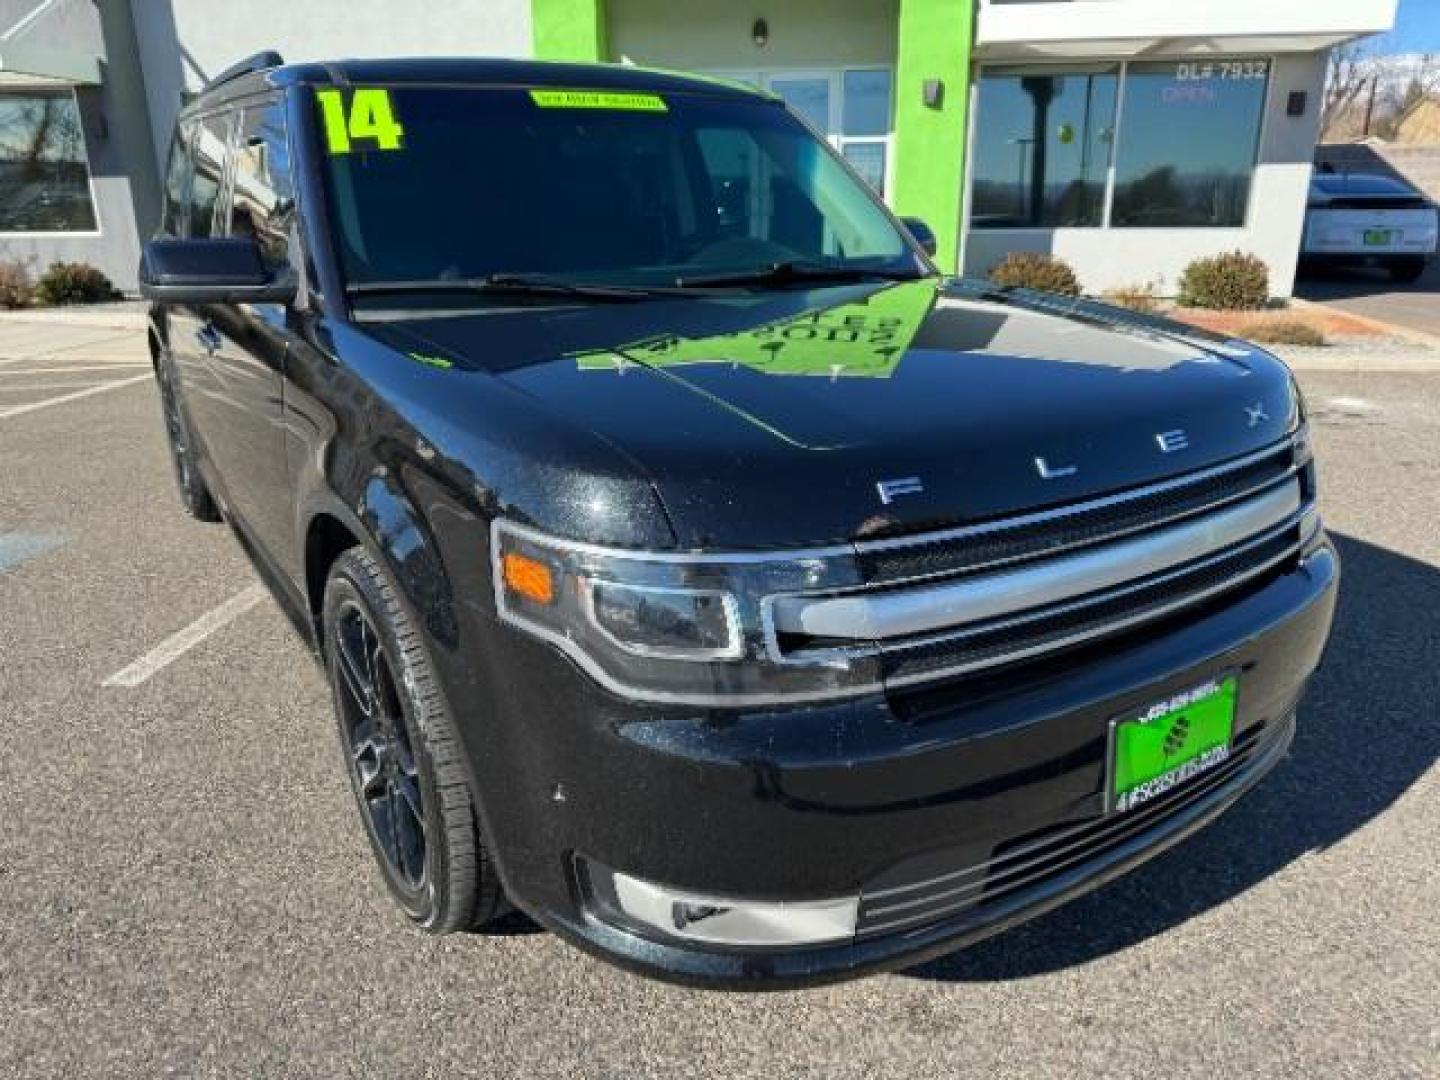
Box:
left=892, top=0, right=974, bottom=271
left=532, top=0, right=607, bottom=61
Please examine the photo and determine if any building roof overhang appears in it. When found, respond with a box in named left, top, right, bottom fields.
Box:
left=978, top=32, right=1381, bottom=62
left=976, top=0, right=1398, bottom=61
left=0, top=42, right=99, bottom=87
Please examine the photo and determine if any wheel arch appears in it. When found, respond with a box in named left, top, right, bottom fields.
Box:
left=304, top=510, right=363, bottom=644
left=301, top=468, right=461, bottom=654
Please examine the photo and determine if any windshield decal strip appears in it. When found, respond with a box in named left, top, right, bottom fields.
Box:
left=528, top=89, right=668, bottom=112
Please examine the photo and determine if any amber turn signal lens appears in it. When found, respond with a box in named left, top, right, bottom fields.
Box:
left=502, top=552, right=555, bottom=605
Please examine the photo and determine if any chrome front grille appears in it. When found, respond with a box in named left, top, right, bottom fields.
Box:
left=856, top=441, right=1298, bottom=585
left=766, top=437, right=1315, bottom=689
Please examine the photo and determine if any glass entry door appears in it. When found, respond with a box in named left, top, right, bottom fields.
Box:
left=708, top=69, right=893, bottom=199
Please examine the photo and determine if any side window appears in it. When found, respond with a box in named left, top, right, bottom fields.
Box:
left=229, top=99, right=295, bottom=269
left=186, top=112, right=231, bottom=238
left=160, top=128, right=190, bottom=236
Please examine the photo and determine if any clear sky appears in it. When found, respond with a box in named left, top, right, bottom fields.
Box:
left=1374, top=0, right=1440, bottom=53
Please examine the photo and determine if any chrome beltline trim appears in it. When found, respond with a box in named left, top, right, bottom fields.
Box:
left=774, top=480, right=1302, bottom=642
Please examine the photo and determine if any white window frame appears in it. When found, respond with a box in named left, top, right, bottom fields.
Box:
left=0, top=86, right=102, bottom=238
left=706, top=67, right=897, bottom=202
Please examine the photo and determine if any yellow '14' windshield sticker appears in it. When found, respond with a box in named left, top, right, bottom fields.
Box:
left=529, top=89, right=667, bottom=112
left=317, top=88, right=405, bottom=153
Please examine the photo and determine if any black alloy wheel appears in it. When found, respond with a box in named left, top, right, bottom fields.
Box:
left=156, top=354, right=221, bottom=521
left=322, top=546, right=505, bottom=932
left=334, top=597, right=429, bottom=894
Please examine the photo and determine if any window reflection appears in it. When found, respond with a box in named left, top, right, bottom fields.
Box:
left=970, top=59, right=1269, bottom=231
left=0, top=91, right=97, bottom=233
left=1112, top=60, right=1269, bottom=228
left=971, top=67, right=1118, bottom=229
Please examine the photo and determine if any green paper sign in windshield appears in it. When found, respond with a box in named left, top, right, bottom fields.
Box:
left=573, top=281, right=935, bottom=379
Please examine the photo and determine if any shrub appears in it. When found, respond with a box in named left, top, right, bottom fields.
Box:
left=1177, top=252, right=1269, bottom=310
left=1101, top=281, right=1162, bottom=314
left=35, top=261, right=121, bottom=306
left=1236, top=319, right=1326, bottom=347
left=0, top=260, right=34, bottom=309
left=987, top=252, right=1081, bottom=297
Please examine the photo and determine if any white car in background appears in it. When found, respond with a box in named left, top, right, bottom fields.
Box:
left=1301, top=172, right=1438, bottom=283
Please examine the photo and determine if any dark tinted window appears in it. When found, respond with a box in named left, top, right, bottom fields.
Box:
left=1112, top=59, right=1268, bottom=228
left=318, top=86, right=912, bottom=291
left=1314, top=173, right=1417, bottom=197
left=970, top=67, right=1119, bottom=229
left=229, top=99, right=295, bottom=268
left=0, top=89, right=98, bottom=232
left=186, top=112, right=231, bottom=239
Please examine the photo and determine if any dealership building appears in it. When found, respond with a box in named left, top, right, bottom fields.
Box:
left=0, top=0, right=1398, bottom=293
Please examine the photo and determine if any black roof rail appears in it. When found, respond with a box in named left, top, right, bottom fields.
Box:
left=205, top=50, right=284, bottom=91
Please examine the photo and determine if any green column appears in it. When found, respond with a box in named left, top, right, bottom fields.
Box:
left=532, top=0, right=607, bottom=61
left=892, top=0, right=975, bottom=271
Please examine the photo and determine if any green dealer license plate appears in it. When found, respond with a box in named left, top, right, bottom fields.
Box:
left=1363, top=229, right=1393, bottom=246
left=1110, top=675, right=1237, bottom=813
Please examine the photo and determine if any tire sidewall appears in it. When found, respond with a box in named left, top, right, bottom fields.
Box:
left=156, top=352, right=218, bottom=519
left=323, top=552, right=455, bottom=929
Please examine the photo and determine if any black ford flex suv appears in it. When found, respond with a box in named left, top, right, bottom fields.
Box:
left=140, top=54, right=1337, bottom=988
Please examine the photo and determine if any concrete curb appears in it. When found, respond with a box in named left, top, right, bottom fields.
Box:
left=0, top=305, right=147, bottom=331
left=1271, top=348, right=1440, bottom=374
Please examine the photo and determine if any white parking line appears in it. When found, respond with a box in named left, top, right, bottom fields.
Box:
left=0, top=363, right=150, bottom=375
left=103, top=584, right=268, bottom=688
left=0, top=374, right=150, bottom=420
left=0, top=382, right=123, bottom=392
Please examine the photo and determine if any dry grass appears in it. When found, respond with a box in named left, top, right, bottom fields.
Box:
left=1170, top=304, right=1376, bottom=342
left=1100, top=282, right=1162, bottom=313
left=1234, top=319, right=1327, bottom=347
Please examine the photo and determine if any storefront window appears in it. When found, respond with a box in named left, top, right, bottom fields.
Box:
left=970, top=66, right=1118, bottom=229
left=1111, top=60, right=1269, bottom=227
left=0, top=90, right=98, bottom=233
left=840, top=69, right=891, bottom=197
left=707, top=69, right=894, bottom=199
left=969, top=58, right=1269, bottom=231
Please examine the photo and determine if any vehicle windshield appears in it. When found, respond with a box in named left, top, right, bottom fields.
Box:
left=315, top=84, right=924, bottom=300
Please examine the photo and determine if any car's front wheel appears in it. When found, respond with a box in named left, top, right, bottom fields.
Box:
left=322, top=546, right=505, bottom=933
left=155, top=353, right=221, bottom=522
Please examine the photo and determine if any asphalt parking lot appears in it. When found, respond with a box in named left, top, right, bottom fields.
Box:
left=0, top=313, right=1436, bottom=1078
left=1297, top=258, right=1440, bottom=338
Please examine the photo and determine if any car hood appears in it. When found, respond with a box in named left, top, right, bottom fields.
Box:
left=371, top=279, right=1298, bottom=549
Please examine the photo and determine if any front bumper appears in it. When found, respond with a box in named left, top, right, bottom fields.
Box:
left=447, top=540, right=1338, bottom=989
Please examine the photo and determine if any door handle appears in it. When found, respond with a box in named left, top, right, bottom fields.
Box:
left=195, top=324, right=222, bottom=353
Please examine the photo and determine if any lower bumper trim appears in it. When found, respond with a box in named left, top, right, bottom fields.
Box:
left=857, top=710, right=1295, bottom=936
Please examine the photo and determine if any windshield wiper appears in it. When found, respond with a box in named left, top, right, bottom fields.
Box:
left=347, top=274, right=691, bottom=303
left=673, top=261, right=924, bottom=289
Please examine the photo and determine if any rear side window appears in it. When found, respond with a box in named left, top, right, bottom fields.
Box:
left=160, top=131, right=190, bottom=236
left=229, top=99, right=295, bottom=269
left=186, top=112, right=232, bottom=238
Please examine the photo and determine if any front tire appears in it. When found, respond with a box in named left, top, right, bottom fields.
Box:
left=322, top=547, right=505, bottom=933
left=155, top=354, right=221, bottom=522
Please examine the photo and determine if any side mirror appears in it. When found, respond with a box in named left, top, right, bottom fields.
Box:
left=899, top=216, right=938, bottom=258
left=139, top=237, right=297, bottom=305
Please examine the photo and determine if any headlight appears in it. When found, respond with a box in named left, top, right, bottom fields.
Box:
left=492, top=519, right=878, bottom=705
